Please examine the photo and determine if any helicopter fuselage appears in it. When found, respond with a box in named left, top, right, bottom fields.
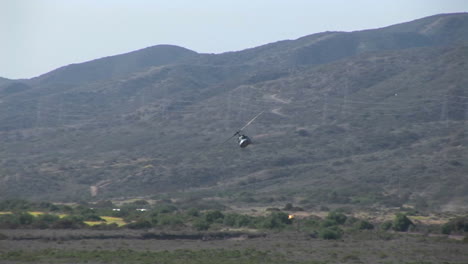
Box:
left=238, top=134, right=251, bottom=148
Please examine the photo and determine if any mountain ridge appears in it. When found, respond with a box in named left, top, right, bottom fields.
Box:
left=29, top=45, right=198, bottom=87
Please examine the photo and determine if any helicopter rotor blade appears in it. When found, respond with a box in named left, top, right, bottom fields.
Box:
left=219, top=111, right=264, bottom=146
left=239, top=111, right=264, bottom=132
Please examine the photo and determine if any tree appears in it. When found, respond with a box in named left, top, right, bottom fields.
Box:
left=126, top=219, right=152, bottom=229
left=354, top=220, right=374, bottom=230
left=205, top=210, right=224, bottom=223
left=393, top=213, right=414, bottom=232
left=193, top=219, right=210, bottom=231
left=52, top=216, right=86, bottom=229
left=319, top=226, right=343, bottom=240
left=441, top=216, right=468, bottom=235
left=258, top=212, right=291, bottom=229
left=18, top=213, right=34, bottom=225
left=380, top=220, right=393, bottom=231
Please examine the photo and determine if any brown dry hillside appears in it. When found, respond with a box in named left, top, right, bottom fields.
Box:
left=0, top=13, right=467, bottom=210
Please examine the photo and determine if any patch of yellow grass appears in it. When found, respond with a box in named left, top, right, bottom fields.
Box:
left=409, top=215, right=431, bottom=220
left=29, top=211, right=45, bottom=216
left=101, top=216, right=126, bottom=226
left=83, top=216, right=127, bottom=227
left=0, top=211, right=68, bottom=218
left=84, top=221, right=104, bottom=226
left=29, top=211, right=69, bottom=218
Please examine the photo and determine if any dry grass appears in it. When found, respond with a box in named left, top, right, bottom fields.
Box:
left=85, top=216, right=126, bottom=227
left=0, top=229, right=467, bottom=263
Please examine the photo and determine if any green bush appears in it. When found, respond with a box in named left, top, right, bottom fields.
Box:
left=33, top=214, right=60, bottom=229
left=205, top=210, right=224, bottom=223
left=155, top=204, right=178, bottom=214
left=441, top=216, right=468, bottom=235
left=157, top=214, right=184, bottom=227
left=319, top=226, right=343, bottom=240
left=187, top=208, right=200, bottom=217
left=131, top=200, right=149, bottom=206
left=392, top=213, right=414, bottom=232
left=0, top=199, right=31, bottom=211
left=18, top=213, right=34, bottom=225
left=0, top=213, right=38, bottom=228
left=193, top=219, right=210, bottom=231
left=320, top=219, right=339, bottom=228
left=223, top=213, right=239, bottom=227
left=51, top=216, right=86, bottom=229
left=380, top=220, right=393, bottom=231
left=303, top=217, right=320, bottom=228
left=326, top=211, right=347, bottom=225
left=354, top=220, right=374, bottom=230
left=257, top=212, right=291, bottom=229
left=83, top=214, right=103, bottom=221
left=223, top=213, right=253, bottom=228
left=441, top=223, right=452, bottom=235
left=126, top=219, right=152, bottom=229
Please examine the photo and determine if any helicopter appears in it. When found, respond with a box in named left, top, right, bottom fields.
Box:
left=222, top=111, right=264, bottom=148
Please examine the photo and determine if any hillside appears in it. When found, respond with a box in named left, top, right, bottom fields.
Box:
left=0, top=13, right=467, bottom=211
left=30, top=45, right=198, bottom=87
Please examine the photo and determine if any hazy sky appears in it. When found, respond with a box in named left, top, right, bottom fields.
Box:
left=1, top=0, right=467, bottom=79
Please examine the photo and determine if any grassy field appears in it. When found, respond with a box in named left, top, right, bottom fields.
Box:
left=1, top=201, right=467, bottom=263
left=0, top=211, right=126, bottom=227
left=84, top=216, right=127, bottom=227
left=0, top=229, right=467, bottom=264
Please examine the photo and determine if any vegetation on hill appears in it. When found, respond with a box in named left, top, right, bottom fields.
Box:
left=0, top=198, right=467, bottom=264
left=0, top=13, right=467, bottom=212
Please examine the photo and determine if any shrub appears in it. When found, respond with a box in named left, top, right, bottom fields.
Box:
left=380, top=221, right=393, bottom=231
left=223, top=213, right=237, bottom=227
left=132, top=200, right=149, bottom=206
left=157, top=214, right=184, bottom=227
left=283, top=203, right=304, bottom=211
left=319, top=226, right=343, bottom=240
left=392, top=213, right=414, bottom=232
left=441, top=216, right=468, bottom=235
left=441, top=223, right=452, bottom=235
left=18, top=213, right=34, bottom=225
left=303, top=217, right=320, bottom=229
left=0, top=214, right=20, bottom=228
left=354, top=220, right=374, bottom=230
left=186, top=208, right=200, bottom=217
left=126, top=220, right=152, bottom=229
left=326, top=211, right=347, bottom=225
left=52, top=216, right=86, bottom=229
left=193, top=219, right=210, bottom=231
left=0, top=199, right=31, bottom=211
left=284, top=203, right=294, bottom=210
left=205, top=210, right=224, bottom=223
left=33, top=214, right=60, bottom=229
left=321, top=219, right=339, bottom=228
left=155, top=204, right=178, bottom=214
left=257, top=212, right=291, bottom=229
left=223, top=213, right=253, bottom=228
